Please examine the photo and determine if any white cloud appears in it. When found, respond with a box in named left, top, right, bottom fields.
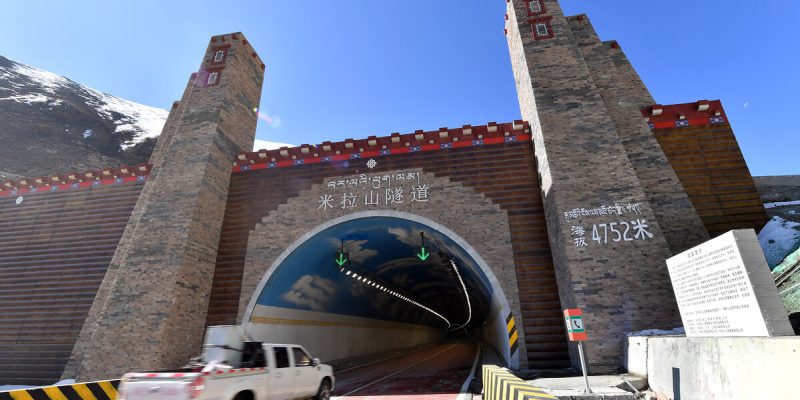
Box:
left=743, top=102, right=749, bottom=108
left=253, top=139, right=294, bottom=151
left=281, top=274, right=338, bottom=311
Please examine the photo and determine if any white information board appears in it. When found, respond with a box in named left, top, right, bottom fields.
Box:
left=666, top=229, right=793, bottom=337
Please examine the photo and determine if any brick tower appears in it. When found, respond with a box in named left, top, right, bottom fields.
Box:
left=65, top=32, right=265, bottom=380
left=505, top=1, right=707, bottom=371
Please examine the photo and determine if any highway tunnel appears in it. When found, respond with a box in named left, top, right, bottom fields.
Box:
left=241, top=214, right=518, bottom=368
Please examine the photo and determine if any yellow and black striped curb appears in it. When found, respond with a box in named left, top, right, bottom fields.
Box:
left=482, top=365, right=556, bottom=400
left=0, top=379, right=119, bottom=400
left=506, top=312, right=518, bottom=356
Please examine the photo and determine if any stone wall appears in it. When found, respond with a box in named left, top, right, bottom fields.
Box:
left=211, top=136, right=570, bottom=369
left=66, top=32, right=264, bottom=381
left=506, top=0, right=683, bottom=371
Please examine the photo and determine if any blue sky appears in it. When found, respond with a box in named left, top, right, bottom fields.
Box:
left=1, top=1, right=797, bottom=176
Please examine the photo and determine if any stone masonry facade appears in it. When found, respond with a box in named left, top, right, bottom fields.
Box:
left=506, top=0, right=697, bottom=371
left=239, top=170, right=528, bottom=368
left=66, top=32, right=264, bottom=381
left=0, top=1, right=770, bottom=384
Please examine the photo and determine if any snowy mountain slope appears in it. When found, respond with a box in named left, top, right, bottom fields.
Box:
left=0, top=54, right=168, bottom=176
left=0, top=55, right=290, bottom=178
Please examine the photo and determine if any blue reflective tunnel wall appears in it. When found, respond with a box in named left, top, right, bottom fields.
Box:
left=242, top=216, right=512, bottom=365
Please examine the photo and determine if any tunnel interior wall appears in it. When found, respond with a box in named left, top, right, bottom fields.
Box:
left=245, top=305, right=441, bottom=363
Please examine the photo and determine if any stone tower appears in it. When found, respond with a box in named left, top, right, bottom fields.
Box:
left=65, top=32, right=265, bottom=380
left=505, top=1, right=707, bottom=371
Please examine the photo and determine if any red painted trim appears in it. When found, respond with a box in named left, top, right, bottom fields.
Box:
left=234, top=121, right=532, bottom=173
left=1, top=165, right=150, bottom=197
left=641, top=100, right=728, bottom=130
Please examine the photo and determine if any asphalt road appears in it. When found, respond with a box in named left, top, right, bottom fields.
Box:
left=332, top=341, right=478, bottom=400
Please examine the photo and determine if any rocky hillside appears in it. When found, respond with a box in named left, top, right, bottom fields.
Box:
left=0, top=55, right=168, bottom=177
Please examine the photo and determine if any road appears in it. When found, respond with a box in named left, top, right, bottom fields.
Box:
left=332, top=341, right=478, bottom=400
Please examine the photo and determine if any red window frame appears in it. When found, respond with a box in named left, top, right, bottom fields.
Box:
left=198, top=67, right=224, bottom=87
left=209, top=44, right=231, bottom=66
left=525, top=0, right=547, bottom=16
left=529, top=16, right=554, bottom=40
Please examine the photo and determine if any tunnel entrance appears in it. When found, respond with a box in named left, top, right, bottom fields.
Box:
left=242, top=212, right=519, bottom=368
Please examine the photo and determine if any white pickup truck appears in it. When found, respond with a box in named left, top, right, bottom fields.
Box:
left=118, top=326, right=334, bottom=400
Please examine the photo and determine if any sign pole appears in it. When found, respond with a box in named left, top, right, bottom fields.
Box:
left=577, top=341, right=592, bottom=394
left=564, top=308, right=591, bottom=394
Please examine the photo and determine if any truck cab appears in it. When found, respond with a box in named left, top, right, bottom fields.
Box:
left=118, top=326, right=334, bottom=400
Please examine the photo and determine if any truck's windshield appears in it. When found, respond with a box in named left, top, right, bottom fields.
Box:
left=292, top=347, right=311, bottom=367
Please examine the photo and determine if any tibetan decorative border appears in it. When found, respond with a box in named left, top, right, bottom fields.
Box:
left=642, top=100, right=728, bottom=130
left=0, top=165, right=150, bottom=197
left=233, top=121, right=532, bottom=173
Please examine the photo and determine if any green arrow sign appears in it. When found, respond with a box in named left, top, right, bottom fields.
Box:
left=335, top=252, right=349, bottom=267
left=416, top=247, right=430, bottom=261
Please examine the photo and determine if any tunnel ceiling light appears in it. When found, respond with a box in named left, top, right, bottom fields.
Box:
left=448, top=259, right=472, bottom=332
left=336, top=265, right=450, bottom=329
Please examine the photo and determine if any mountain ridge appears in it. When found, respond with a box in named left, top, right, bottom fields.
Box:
left=0, top=55, right=290, bottom=179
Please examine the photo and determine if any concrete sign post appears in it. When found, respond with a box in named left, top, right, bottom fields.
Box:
left=666, top=229, right=793, bottom=337
left=564, top=309, right=592, bottom=394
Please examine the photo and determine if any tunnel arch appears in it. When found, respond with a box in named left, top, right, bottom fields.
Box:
left=241, top=210, right=519, bottom=367
left=236, top=170, right=529, bottom=368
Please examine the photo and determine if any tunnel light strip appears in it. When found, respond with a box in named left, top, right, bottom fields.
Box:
left=339, top=267, right=450, bottom=329
left=449, top=259, right=472, bottom=331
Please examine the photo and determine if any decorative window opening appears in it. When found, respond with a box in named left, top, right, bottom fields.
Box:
left=527, top=0, right=546, bottom=16
left=208, top=72, right=218, bottom=85
left=535, top=23, right=548, bottom=37
left=530, top=16, right=554, bottom=40
left=214, top=50, right=225, bottom=62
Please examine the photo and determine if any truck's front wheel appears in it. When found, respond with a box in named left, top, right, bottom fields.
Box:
left=315, top=379, right=331, bottom=400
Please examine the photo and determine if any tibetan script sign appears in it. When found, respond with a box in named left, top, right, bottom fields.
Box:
left=565, top=202, right=655, bottom=247
left=666, top=230, right=793, bottom=337
left=317, top=170, right=430, bottom=211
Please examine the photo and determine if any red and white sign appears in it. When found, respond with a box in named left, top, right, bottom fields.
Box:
left=564, top=308, right=588, bottom=341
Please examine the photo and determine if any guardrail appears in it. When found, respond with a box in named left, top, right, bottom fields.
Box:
left=0, top=379, right=119, bottom=400
left=482, top=365, right=555, bottom=400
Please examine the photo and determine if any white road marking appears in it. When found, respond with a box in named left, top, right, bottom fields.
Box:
left=333, top=343, right=458, bottom=399
left=456, top=344, right=480, bottom=400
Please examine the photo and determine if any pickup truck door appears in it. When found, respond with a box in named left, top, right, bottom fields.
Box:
left=291, top=346, right=318, bottom=397
left=269, top=346, right=294, bottom=400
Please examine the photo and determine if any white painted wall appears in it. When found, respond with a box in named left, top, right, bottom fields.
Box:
left=626, top=336, right=800, bottom=399
left=243, top=305, right=442, bottom=362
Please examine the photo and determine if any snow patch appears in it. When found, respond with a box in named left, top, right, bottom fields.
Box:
left=759, top=216, right=800, bottom=267
left=0, top=379, right=75, bottom=392
left=9, top=63, right=70, bottom=94
left=82, top=87, right=168, bottom=149
left=0, top=384, right=34, bottom=391
left=765, top=200, right=800, bottom=209
left=627, top=327, right=685, bottom=337
left=253, top=139, right=294, bottom=151
left=0, top=93, right=51, bottom=105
